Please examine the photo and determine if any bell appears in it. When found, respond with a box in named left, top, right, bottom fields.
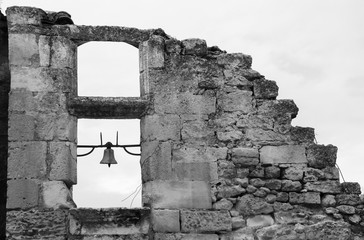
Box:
left=100, top=148, right=118, bottom=167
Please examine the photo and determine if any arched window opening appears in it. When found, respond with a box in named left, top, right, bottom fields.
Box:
left=74, top=119, right=141, bottom=208
left=77, top=41, right=140, bottom=97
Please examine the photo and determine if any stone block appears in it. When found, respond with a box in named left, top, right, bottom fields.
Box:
left=181, top=38, right=207, bottom=56
left=265, top=166, right=281, bottom=178
left=253, top=79, right=279, bottom=99
left=140, top=35, right=164, bottom=70
left=323, top=167, right=340, bottom=180
left=174, top=161, right=218, bottom=181
left=217, top=185, right=245, bottom=199
left=50, top=36, right=77, bottom=69
left=180, top=209, right=231, bottom=233
left=217, top=130, right=243, bottom=142
left=322, top=194, right=336, bottom=207
left=10, top=66, right=76, bottom=92
left=258, top=99, right=299, bottom=120
left=165, top=38, right=182, bottom=54
left=6, top=6, right=45, bottom=25
left=336, top=194, right=361, bottom=206
left=304, top=180, right=341, bottom=194
left=213, top=198, right=233, bottom=210
left=281, top=180, right=302, bottom=192
left=8, top=141, right=47, bottom=179
left=154, top=92, right=216, bottom=115
left=336, top=205, right=355, bottom=215
left=341, top=182, right=361, bottom=194
left=141, top=114, right=181, bottom=142
left=8, top=114, right=35, bottom=141
left=260, top=145, right=307, bottom=165
left=143, top=180, right=211, bottom=209
left=69, top=208, right=150, bottom=235
left=7, top=179, right=39, bottom=209
left=9, top=33, right=39, bottom=66
left=219, top=90, right=254, bottom=113
left=306, top=144, right=337, bottom=169
left=39, top=35, right=51, bottom=67
left=34, top=113, right=77, bottom=141
left=41, top=181, right=76, bottom=209
left=217, top=53, right=252, bottom=69
left=6, top=209, right=67, bottom=238
left=154, top=233, right=219, bottom=240
left=246, top=215, right=274, bottom=228
left=181, top=119, right=214, bottom=144
left=141, top=141, right=172, bottom=182
left=235, top=194, right=273, bottom=216
left=220, top=229, right=255, bottom=240
left=232, top=147, right=259, bottom=166
left=289, top=126, right=315, bottom=143
left=289, top=192, right=321, bottom=205
left=303, top=168, right=325, bottom=182
left=283, top=166, right=304, bottom=180
left=49, top=142, right=77, bottom=185
left=264, top=179, right=282, bottom=190
left=152, top=209, right=180, bottom=233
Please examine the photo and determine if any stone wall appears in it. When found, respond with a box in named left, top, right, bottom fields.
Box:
left=0, top=10, right=10, bottom=240
left=4, top=6, right=364, bottom=240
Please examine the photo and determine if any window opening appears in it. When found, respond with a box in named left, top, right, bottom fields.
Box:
left=74, top=119, right=141, bottom=208
left=77, top=41, right=140, bottom=97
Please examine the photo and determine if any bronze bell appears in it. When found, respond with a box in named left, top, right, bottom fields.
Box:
left=100, top=143, right=118, bottom=167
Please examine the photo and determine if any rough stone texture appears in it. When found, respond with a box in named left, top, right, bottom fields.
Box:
left=289, top=192, right=321, bottom=205
left=304, top=180, right=341, bottom=194
left=306, top=144, right=338, bottom=169
left=180, top=210, right=231, bottom=233
left=152, top=209, right=180, bottom=233
left=235, top=194, right=274, bottom=216
left=246, top=215, right=274, bottom=228
left=253, top=79, right=279, bottom=99
left=260, top=145, right=307, bottom=164
left=232, top=147, right=259, bottom=166
left=154, top=233, right=219, bottom=240
left=6, top=209, right=67, bottom=239
left=341, top=182, right=361, bottom=194
left=7, top=179, right=39, bottom=209
left=69, top=208, right=150, bottom=236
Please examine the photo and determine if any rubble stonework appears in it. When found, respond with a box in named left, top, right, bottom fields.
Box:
left=2, top=5, right=364, bottom=240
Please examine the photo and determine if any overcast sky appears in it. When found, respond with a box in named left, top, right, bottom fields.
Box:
left=2, top=0, right=364, bottom=208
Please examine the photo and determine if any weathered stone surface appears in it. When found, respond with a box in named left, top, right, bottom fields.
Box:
left=180, top=209, right=231, bottom=233
left=304, top=221, right=351, bottom=240
left=256, top=224, right=304, bottom=240
left=141, top=114, right=181, bottom=141
left=142, top=181, right=211, bottom=209
left=322, top=194, right=336, bottom=207
left=336, top=205, right=356, bottom=215
left=181, top=118, right=214, bottom=144
left=219, top=91, right=254, bottom=113
left=258, top=99, right=298, bottom=119
left=41, top=181, right=76, bottom=209
left=253, top=79, right=278, bottom=99
left=231, top=216, right=245, bottom=229
left=260, top=145, right=307, bottom=165
left=323, top=167, right=340, bottom=180
left=7, top=179, right=39, bottom=209
left=213, top=198, right=233, bottom=210
left=289, top=192, right=321, bottom=205
left=235, top=194, right=273, bottom=216
left=68, top=96, right=149, bottom=119
left=249, top=165, right=265, bottom=178
left=6, top=209, right=67, bottom=238
left=281, top=180, right=302, bottom=192
left=246, top=215, right=274, bottom=228
left=303, top=167, right=325, bottom=182
left=341, top=182, right=361, bottom=194
left=217, top=130, right=243, bottom=142
left=6, top=6, right=45, bottom=25
left=290, top=126, right=315, bottom=143
left=217, top=53, right=252, bottom=69
left=336, top=194, right=361, bottom=206
left=217, top=185, right=245, bottom=199
left=264, top=166, right=280, bottom=178
left=154, top=233, right=219, bottom=240
left=232, top=147, right=259, bottom=166
left=140, top=35, right=164, bottom=69
left=174, top=161, right=217, bottom=181
left=220, top=228, right=255, bottom=240
left=250, top=178, right=265, bottom=188
left=9, top=33, right=39, bottom=66
left=304, top=181, right=341, bottom=194
left=283, top=166, right=304, bottom=180
left=306, top=144, right=338, bottom=169
left=141, top=141, right=172, bottom=182
left=69, top=208, right=150, bottom=235
left=8, top=113, right=35, bottom=141
left=181, top=38, right=207, bottom=56
left=49, top=141, right=77, bottom=185
left=152, top=209, right=180, bottom=233
left=264, top=179, right=282, bottom=190
left=7, top=141, right=47, bottom=179
left=50, top=36, right=76, bottom=69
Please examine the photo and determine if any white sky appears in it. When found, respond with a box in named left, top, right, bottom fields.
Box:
left=2, top=0, right=364, bottom=208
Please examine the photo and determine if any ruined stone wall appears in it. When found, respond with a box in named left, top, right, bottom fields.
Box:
left=4, top=6, right=364, bottom=240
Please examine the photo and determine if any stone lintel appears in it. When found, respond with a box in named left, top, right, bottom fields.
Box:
left=67, top=96, right=150, bottom=119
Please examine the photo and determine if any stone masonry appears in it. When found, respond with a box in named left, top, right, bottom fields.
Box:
left=2, top=5, right=364, bottom=240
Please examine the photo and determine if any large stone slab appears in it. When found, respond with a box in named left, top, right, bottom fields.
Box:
left=306, top=144, right=337, bottom=169
left=260, top=145, right=307, bottom=165
left=180, top=209, right=231, bottom=233
left=69, top=208, right=150, bottom=235
left=42, top=181, right=76, bottom=209
left=219, top=90, right=254, bottom=113
left=152, top=209, right=180, bottom=233
left=304, top=181, right=341, bottom=194
left=7, top=179, right=39, bottom=209
left=142, top=181, right=211, bottom=209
